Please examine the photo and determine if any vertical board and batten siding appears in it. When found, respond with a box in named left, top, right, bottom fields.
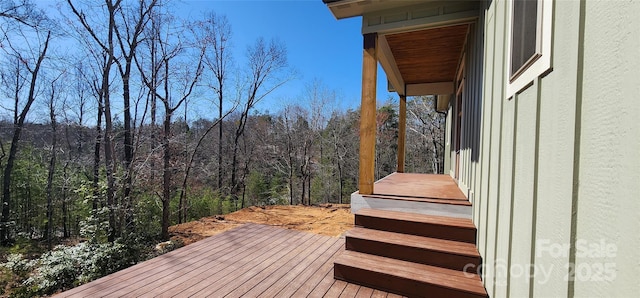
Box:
left=494, top=88, right=514, bottom=298
left=467, top=16, right=485, bottom=203
left=475, top=0, right=581, bottom=296
left=475, top=0, right=494, bottom=292
left=472, top=0, right=640, bottom=297
left=530, top=0, right=581, bottom=295
left=448, top=9, right=484, bottom=201
left=508, top=80, right=538, bottom=297
left=474, top=2, right=494, bottom=242
left=481, top=1, right=508, bottom=296
left=575, top=0, right=640, bottom=296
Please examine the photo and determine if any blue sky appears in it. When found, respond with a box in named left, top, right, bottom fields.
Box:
left=23, top=0, right=395, bottom=121
left=180, top=0, right=395, bottom=113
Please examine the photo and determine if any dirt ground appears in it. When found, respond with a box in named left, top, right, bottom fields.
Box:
left=169, top=204, right=353, bottom=245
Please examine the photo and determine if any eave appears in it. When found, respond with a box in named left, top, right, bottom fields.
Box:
left=323, top=0, right=430, bottom=20
left=324, top=1, right=478, bottom=98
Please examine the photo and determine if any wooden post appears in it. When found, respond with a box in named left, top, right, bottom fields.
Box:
left=359, top=33, right=377, bottom=195
left=397, top=94, right=406, bottom=173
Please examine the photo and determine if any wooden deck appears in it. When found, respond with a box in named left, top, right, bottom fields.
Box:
left=372, top=173, right=467, bottom=201
left=57, top=224, right=402, bottom=298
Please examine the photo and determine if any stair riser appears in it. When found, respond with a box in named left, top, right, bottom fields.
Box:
left=334, top=263, right=486, bottom=298
left=350, top=193, right=472, bottom=219
left=355, top=215, right=476, bottom=244
left=346, top=237, right=480, bottom=271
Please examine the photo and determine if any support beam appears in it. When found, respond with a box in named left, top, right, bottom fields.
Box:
left=378, top=35, right=405, bottom=95
left=406, top=82, right=454, bottom=96
left=397, top=95, right=407, bottom=173
left=359, top=33, right=377, bottom=195
left=436, top=94, right=452, bottom=112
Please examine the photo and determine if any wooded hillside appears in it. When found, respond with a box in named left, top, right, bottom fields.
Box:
left=0, top=0, right=444, bottom=295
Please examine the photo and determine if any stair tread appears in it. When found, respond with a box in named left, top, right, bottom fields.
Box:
left=347, top=227, right=480, bottom=257
left=361, top=194, right=472, bottom=206
left=335, top=250, right=486, bottom=296
left=357, top=208, right=475, bottom=229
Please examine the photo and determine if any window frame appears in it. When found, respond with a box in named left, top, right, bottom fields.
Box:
left=506, top=0, right=553, bottom=98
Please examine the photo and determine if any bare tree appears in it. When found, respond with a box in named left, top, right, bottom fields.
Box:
left=66, top=0, right=119, bottom=241
left=60, top=62, right=91, bottom=237
left=0, top=0, right=45, bottom=29
left=407, top=96, right=445, bottom=174
left=375, top=103, right=398, bottom=179
left=45, top=71, right=64, bottom=249
left=0, top=30, right=51, bottom=243
left=300, top=80, right=334, bottom=204
left=323, top=109, right=355, bottom=203
left=136, top=13, right=205, bottom=240
left=276, top=106, right=295, bottom=204
left=193, top=12, right=232, bottom=190
left=113, top=0, right=157, bottom=231
left=70, top=58, right=104, bottom=213
left=176, top=14, right=238, bottom=220
left=230, top=38, right=291, bottom=206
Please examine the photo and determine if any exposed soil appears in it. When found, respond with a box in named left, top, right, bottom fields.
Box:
left=169, top=204, right=353, bottom=245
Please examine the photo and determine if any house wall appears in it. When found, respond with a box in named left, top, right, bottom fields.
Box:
left=574, top=0, right=640, bottom=296
left=447, top=14, right=484, bottom=201
left=471, top=0, right=640, bottom=297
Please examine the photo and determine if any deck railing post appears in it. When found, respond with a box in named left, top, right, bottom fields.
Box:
left=397, top=94, right=407, bottom=173
left=359, top=33, right=377, bottom=195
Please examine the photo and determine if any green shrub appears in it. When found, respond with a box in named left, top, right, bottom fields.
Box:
left=3, top=241, right=134, bottom=296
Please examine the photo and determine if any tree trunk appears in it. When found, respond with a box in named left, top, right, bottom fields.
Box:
left=122, top=65, right=134, bottom=233
left=92, top=98, right=103, bottom=211
left=217, top=91, right=223, bottom=190
left=288, top=167, right=294, bottom=205
left=177, top=116, right=225, bottom=224
left=45, top=88, right=58, bottom=249
left=0, top=32, right=50, bottom=244
left=337, top=160, right=343, bottom=204
left=62, top=164, right=69, bottom=238
left=161, top=110, right=171, bottom=240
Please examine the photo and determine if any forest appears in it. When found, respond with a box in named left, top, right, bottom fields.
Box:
left=0, top=0, right=444, bottom=295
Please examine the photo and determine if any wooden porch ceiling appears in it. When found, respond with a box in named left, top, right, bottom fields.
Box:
left=385, top=24, right=469, bottom=85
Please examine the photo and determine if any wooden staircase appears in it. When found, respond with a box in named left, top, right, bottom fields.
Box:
left=334, top=208, right=488, bottom=298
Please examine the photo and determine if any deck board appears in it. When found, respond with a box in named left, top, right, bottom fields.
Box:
left=131, top=225, right=288, bottom=297
left=355, top=286, right=375, bottom=297
left=174, top=228, right=310, bottom=297
left=254, top=236, right=335, bottom=297
left=212, top=232, right=322, bottom=297
left=372, top=289, right=390, bottom=297
left=56, top=223, right=399, bottom=298
left=373, top=172, right=467, bottom=200
left=340, top=283, right=362, bottom=297
left=60, top=224, right=270, bottom=297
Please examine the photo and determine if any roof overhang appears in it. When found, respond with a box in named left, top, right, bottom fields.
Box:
left=323, top=0, right=430, bottom=20
left=324, top=0, right=479, bottom=101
